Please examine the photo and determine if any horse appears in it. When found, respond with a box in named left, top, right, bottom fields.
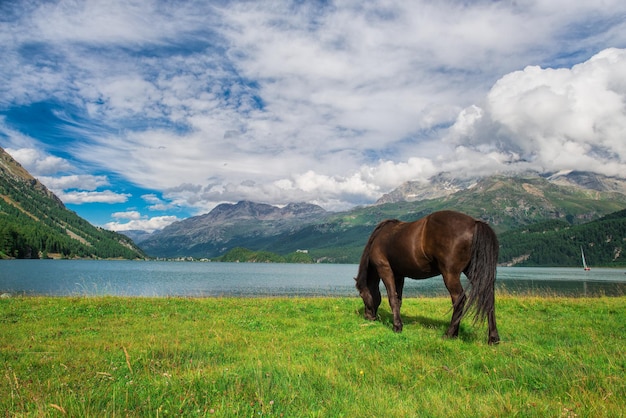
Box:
left=355, top=210, right=500, bottom=345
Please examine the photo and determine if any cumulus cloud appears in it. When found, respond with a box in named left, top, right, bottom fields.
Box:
left=112, top=210, right=143, bottom=220
left=139, top=193, right=175, bottom=211
left=104, top=215, right=180, bottom=233
left=445, top=48, right=626, bottom=177
left=38, top=174, right=110, bottom=191
left=58, top=190, right=131, bottom=204
left=106, top=210, right=180, bottom=233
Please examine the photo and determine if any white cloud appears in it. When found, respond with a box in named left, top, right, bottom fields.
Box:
left=106, top=210, right=180, bottom=233
left=25, top=0, right=209, bottom=46
left=112, top=210, right=143, bottom=220
left=141, top=193, right=176, bottom=211
left=38, top=174, right=110, bottom=191
left=141, top=194, right=161, bottom=204
left=445, top=48, right=626, bottom=177
left=359, top=158, right=439, bottom=190
left=104, top=215, right=180, bottom=233
left=58, top=190, right=131, bottom=204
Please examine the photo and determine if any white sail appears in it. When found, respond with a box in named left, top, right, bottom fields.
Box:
left=581, top=246, right=590, bottom=271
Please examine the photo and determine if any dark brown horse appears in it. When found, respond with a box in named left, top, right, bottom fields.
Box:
left=355, top=210, right=500, bottom=345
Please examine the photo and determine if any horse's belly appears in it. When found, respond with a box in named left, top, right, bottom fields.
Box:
left=398, top=263, right=440, bottom=280
left=406, top=271, right=440, bottom=280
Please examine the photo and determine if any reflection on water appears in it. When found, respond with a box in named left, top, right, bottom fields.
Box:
left=403, top=267, right=626, bottom=297
left=495, top=267, right=626, bottom=297
left=496, top=277, right=626, bottom=297
left=0, top=260, right=625, bottom=297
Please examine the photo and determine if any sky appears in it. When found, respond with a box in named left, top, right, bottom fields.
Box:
left=1, top=1, right=626, bottom=233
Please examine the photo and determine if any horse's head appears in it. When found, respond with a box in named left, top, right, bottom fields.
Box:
left=355, top=278, right=379, bottom=321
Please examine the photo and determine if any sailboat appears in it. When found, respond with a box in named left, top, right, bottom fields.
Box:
left=581, top=246, right=591, bottom=271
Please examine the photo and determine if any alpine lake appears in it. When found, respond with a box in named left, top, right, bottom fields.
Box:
left=1, top=259, right=625, bottom=298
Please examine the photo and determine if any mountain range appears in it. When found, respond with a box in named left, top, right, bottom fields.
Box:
left=136, top=171, right=626, bottom=264
left=2, top=143, right=625, bottom=265
left=0, top=146, right=145, bottom=259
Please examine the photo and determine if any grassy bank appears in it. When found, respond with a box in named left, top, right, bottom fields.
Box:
left=1, top=295, right=625, bottom=417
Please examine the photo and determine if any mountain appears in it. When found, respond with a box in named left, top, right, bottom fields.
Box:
left=0, top=147, right=146, bottom=259
left=139, top=171, right=626, bottom=263
left=139, top=201, right=329, bottom=258
left=119, top=229, right=153, bottom=244
left=546, top=170, right=626, bottom=194
left=376, top=172, right=482, bottom=204
left=376, top=170, right=626, bottom=204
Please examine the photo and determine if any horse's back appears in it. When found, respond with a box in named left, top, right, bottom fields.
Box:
left=422, top=210, right=477, bottom=268
left=429, top=209, right=475, bottom=232
left=367, top=211, right=478, bottom=274
left=425, top=210, right=476, bottom=229
left=365, top=216, right=432, bottom=278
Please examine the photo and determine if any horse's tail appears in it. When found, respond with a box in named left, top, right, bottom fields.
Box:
left=355, top=220, right=398, bottom=291
left=461, top=220, right=499, bottom=324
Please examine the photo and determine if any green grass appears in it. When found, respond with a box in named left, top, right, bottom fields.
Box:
left=1, top=295, right=625, bottom=417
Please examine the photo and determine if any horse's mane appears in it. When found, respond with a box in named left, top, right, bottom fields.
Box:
left=354, top=219, right=401, bottom=291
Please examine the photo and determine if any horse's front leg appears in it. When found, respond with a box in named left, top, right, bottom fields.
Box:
left=378, top=265, right=403, bottom=332
left=395, top=275, right=405, bottom=310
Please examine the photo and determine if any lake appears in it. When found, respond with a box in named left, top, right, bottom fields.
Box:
left=1, top=260, right=625, bottom=298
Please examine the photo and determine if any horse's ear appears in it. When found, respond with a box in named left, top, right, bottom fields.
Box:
left=353, top=277, right=357, bottom=282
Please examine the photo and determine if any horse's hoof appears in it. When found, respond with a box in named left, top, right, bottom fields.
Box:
left=488, top=337, right=501, bottom=345
left=488, top=333, right=500, bottom=345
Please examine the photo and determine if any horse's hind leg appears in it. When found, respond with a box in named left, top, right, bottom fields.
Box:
left=488, top=308, right=500, bottom=344
left=443, top=272, right=465, bottom=339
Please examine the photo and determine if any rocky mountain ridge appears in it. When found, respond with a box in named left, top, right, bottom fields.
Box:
left=199, top=201, right=327, bottom=222
left=376, top=172, right=481, bottom=204
left=376, top=170, right=626, bottom=204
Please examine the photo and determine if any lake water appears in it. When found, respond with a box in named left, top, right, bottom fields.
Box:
left=1, top=260, right=625, bottom=298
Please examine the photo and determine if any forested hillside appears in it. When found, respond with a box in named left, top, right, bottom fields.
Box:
left=217, top=247, right=314, bottom=263
left=0, top=147, right=145, bottom=259
left=499, top=209, right=626, bottom=267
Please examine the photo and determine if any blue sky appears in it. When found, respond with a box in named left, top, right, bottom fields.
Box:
left=1, top=1, right=626, bottom=233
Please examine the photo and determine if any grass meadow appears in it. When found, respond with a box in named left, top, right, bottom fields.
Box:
left=1, top=295, right=625, bottom=417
